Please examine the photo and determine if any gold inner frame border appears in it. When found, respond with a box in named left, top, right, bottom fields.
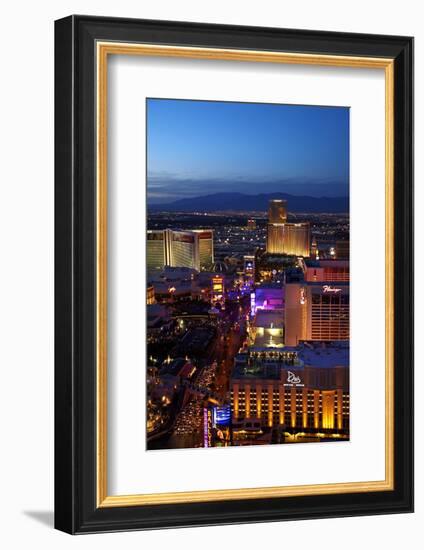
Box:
left=96, top=42, right=394, bottom=508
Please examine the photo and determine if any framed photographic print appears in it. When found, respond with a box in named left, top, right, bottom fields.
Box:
left=54, top=15, right=414, bottom=533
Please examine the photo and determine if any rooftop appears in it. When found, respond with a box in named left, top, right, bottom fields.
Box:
left=253, top=309, right=284, bottom=328
left=297, top=341, right=349, bottom=368
left=232, top=341, right=349, bottom=380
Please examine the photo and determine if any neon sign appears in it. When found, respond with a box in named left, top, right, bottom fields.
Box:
left=213, top=405, right=231, bottom=426
left=284, top=370, right=304, bottom=387
left=250, top=292, right=256, bottom=316
left=323, top=285, right=342, bottom=294
left=203, top=407, right=211, bottom=447
left=287, top=371, right=301, bottom=384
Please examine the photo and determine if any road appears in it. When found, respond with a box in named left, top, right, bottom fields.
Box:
left=148, top=297, right=249, bottom=450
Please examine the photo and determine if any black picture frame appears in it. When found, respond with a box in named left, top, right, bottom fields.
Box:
left=55, top=15, right=414, bottom=534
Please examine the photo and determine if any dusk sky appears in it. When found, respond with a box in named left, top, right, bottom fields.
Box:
left=147, top=98, right=349, bottom=204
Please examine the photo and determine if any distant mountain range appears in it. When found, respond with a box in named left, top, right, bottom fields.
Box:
left=148, top=192, right=349, bottom=213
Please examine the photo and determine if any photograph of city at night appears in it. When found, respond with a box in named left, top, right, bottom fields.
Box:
left=146, top=98, right=349, bottom=450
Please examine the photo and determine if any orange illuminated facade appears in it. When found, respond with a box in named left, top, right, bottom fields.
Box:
left=284, top=282, right=349, bottom=345
left=267, top=222, right=310, bottom=257
left=231, top=373, right=348, bottom=432
left=266, top=199, right=310, bottom=257
left=268, top=199, right=287, bottom=223
left=230, top=345, right=349, bottom=441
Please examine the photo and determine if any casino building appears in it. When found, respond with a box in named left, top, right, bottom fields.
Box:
left=268, top=199, right=288, bottom=224
left=302, top=259, right=350, bottom=282
left=146, top=230, right=167, bottom=271
left=230, top=342, right=349, bottom=443
left=147, top=229, right=214, bottom=272
left=248, top=260, right=349, bottom=347
left=266, top=199, right=310, bottom=257
left=284, top=281, right=349, bottom=345
left=191, top=229, right=214, bottom=269
left=253, top=282, right=284, bottom=311
left=284, top=259, right=350, bottom=346
left=169, top=231, right=200, bottom=270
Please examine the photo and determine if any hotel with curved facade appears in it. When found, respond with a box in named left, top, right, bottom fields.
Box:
left=147, top=229, right=214, bottom=272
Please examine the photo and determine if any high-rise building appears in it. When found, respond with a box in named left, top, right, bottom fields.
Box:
left=147, top=230, right=167, bottom=271
left=192, top=230, right=214, bottom=269
left=268, top=199, right=287, bottom=224
left=284, top=281, right=349, bottom=345
left=266, top=200, right=310, bottom=257
left=303, top=259, right=349, bottom=282
left=230, top=343, right=349, bottom=438
left=146, top=229, right=214, bottom=271
left=247, top=218, right=257, bottom=230
left=267, top=223, right=311, bottom=257
left=309, top=285, right=349, bottom=341
left=169, top=231, right=200, bottom=270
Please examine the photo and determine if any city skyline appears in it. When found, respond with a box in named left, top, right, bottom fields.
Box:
left=147, top=98, right=349, bottom=203
left=146, top=99, right=350, bottom=451
left=147, top=199, right=350, bottom=450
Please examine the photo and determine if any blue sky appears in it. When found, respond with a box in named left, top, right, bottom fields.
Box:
left=147, top=98, right=349, bottom=203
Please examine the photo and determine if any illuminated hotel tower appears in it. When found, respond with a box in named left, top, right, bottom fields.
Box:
left=192, top=230, right=214, bottom=269
left=169, top=230, right=200, bottom=270
left=266, top=199, right=310, bottom=257
left=230, top=344, right=349, bottom=436
left=147, top=229, right=214, bottom=271
left=268, top=199, right=287, bottom=224
left=284, top=281, right=349, bottom=345
left=147, top=230, right=167, bottom=271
